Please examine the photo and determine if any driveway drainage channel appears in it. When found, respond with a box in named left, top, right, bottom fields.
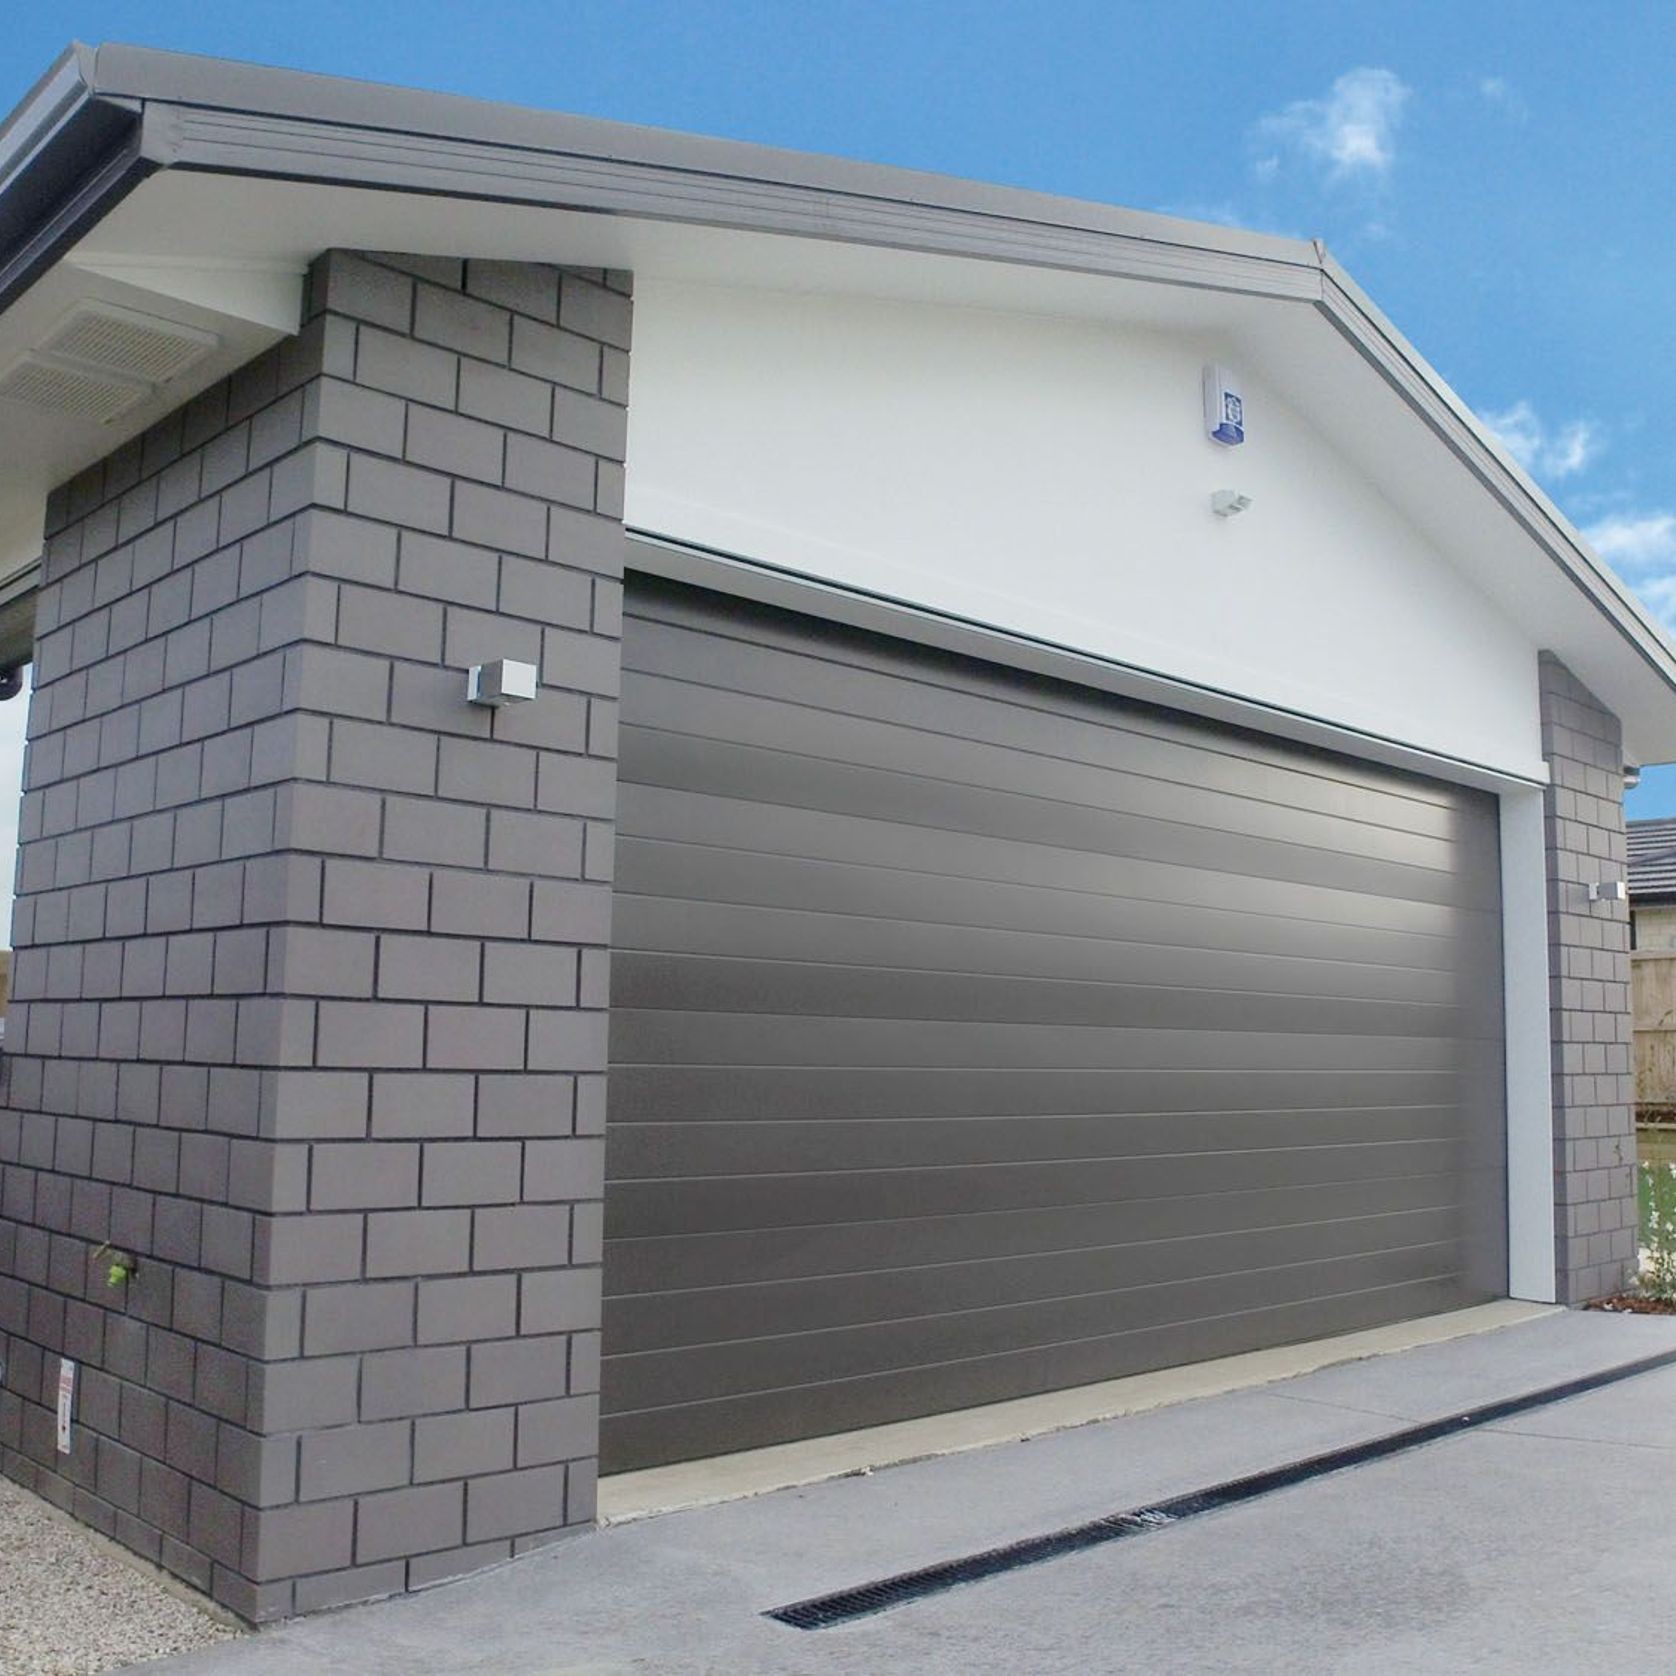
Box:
left=765, top=1343, right=1676, bottom=1631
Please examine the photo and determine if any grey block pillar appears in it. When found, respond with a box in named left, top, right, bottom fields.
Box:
left=0, top=250, right=630, bottom=1619
left=1539, top=652, right=1637, bottom=1304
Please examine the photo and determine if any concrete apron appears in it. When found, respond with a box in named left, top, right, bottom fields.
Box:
left=600, top=1298, right=1558, bottom=1523
left=138, top=1307, right=1676, bottom=1676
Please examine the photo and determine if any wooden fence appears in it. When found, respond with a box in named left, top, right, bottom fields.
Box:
left=1634, top=951, right=1676, bottom=1115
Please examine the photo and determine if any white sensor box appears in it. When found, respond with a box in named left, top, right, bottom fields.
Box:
left=1203, top=364, right=1245, bottom=445
left=467, top=659, right=539, bottom=707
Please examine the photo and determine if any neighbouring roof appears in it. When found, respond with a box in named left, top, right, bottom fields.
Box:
left=1630, top=818, right=1676, bottom=901
left=2, top=44, right=1676, bottom=763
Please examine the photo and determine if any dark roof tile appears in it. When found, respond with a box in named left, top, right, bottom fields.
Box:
left=1629, top=816, right=1676, bottom=897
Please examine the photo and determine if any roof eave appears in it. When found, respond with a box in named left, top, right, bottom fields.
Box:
left=1316, top=253, right=1676, bottom=710
left=2, top=42, right=1675, bottom=715
left=0, top=44, right=154, bottom=316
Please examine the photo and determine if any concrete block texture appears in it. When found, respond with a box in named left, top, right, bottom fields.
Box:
left=2, top=251, right=627, bottom=1621
left=1539, top=653, right=1636, bottom=1304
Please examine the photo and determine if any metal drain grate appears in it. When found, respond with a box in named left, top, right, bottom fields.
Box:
left=765, top=1344, right=1676, bottom=1630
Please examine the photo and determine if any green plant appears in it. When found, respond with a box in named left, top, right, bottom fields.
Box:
left=1638, top=1163, right=1676, bottom=1302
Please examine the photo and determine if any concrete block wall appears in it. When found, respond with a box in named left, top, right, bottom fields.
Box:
left=0, top=250, right=630, bottom=1618
left=1539, top=652, right=1637, bottom=1303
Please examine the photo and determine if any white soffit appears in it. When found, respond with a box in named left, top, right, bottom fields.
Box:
left=0, top=245, right=303, bottom=583
left=3, top=164, right=1670, bottom=758
left=64, top=256, right=304, bottom=336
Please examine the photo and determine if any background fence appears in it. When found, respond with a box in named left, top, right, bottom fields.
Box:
left=1634, top=951, right=1676, bottom=1117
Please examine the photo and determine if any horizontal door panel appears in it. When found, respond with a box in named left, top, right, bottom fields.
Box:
left=623, top=672, right=1470, bottom=865
left=604, top=1244, right=1459, bottom=1410
left=605, top=1171, right=1476, bottom=1293
left=601, top=1274, right=1475, bottom=1469
left=608, top=1145, right=1488, bottom=1238
left=605, top=1106, right=1468, bottom=1180
left=612, top=866, right=1467, bottom=972
left=610, top=918, right=1462, bottom=1001
left=609, top=1009, right=1473, bottom=1073
left=615, top=791, right=1485, bottom=938
left=607, top=1064, right=1469, bottom=1121
left=606, top=1206, right=1463, bottom=1355
left=620, top=728, right=1487, bottom=907
left=604, top=577, right=1506, bottom=1471
left=609, top=954, right=1472, bottom=1037
left=623, top=607, right=1464, bottom=828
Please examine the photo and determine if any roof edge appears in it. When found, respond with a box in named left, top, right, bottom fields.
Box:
left=0, top=42, right=151, bottom=315
left=1313, top=256, right=1676, bottom=698
left=86, top=42, right=1323, bottom=272
left=1, top=42, right=1673, bottom=711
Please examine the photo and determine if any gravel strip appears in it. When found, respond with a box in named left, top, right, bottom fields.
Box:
left=0, top=1473, right=243, bottom=1674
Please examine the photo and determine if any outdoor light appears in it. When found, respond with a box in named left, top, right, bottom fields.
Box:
left=467, top=658, right=539, bottom=707
left=1210, top=489, right=1252, bottom=518
left=1588, top=880, right=1628, bottom=904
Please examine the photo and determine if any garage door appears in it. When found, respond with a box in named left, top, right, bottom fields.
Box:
left=603, top=577, right=1506, bottom=1472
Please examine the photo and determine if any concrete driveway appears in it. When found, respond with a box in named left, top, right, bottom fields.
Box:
left=138, top=1310, right=1676, bottom=1675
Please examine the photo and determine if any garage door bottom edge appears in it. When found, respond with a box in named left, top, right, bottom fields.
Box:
left=597, top=1298, right=1556, bottom=1525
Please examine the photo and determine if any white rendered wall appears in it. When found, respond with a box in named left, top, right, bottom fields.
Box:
left=625, top=280, right=1545, bottom=780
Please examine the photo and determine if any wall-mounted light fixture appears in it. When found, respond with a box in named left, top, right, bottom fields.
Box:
left=467, top=659, right=539, bottom=707
left=1587, top=879, right=1628, bottom=904
left=1210, top=489, right=1252, bottom=518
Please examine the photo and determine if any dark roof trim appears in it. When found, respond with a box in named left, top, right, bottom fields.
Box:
left=0, top=46, right=154, bottom=314
left=2, top=42, right=1675, bottom=704
left=90, top=44, right=1318, bottom=271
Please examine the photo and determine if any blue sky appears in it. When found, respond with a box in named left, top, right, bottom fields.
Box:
left=3, top=2, right=1676, bottom=818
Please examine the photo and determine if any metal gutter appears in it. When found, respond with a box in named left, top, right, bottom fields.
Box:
left=0, top=41, right=1670, bottom=698
left=139, top=100, right=1326, bottom=302
left=0, top=44, right=153, bottom=315
left=86, top=43, right=1317, bottom=271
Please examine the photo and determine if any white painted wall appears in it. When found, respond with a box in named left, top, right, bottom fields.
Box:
left=625, top=279, right=1545, bottom=780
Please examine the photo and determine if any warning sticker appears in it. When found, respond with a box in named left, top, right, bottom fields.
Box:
left=55, top=1358, right=74, bottom=1454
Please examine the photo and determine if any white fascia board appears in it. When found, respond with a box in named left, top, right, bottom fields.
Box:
left=0, top=42, right=1672, bottom=744
left=63, top=254, right=304, bottom=333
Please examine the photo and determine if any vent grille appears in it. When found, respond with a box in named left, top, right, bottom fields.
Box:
left=0, top=358, right=150, bottom=424
left=42, top=303, right=219, bottom=385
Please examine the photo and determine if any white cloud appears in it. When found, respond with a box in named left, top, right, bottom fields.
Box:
left=1546, top=421, right=1599, bottom=477
left=1481, top=400, right=1602, bottom=481
left=1253, top=68, right=1411, bottom=183
left=1584, top=512, right=1676, bottom=570
left=1581, top=511, right=1676, bottom=632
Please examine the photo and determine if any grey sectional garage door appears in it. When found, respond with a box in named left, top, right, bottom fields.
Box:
left=602, top=577, right=1506, bottom=1472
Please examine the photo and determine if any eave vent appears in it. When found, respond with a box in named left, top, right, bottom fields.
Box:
left=41, top=303, right=219, bottom=385
left=0, top=357, right=150, bottom=424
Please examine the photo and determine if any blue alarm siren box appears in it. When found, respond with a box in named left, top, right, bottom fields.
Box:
left=1203, top=364, right=1245, bottom=446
